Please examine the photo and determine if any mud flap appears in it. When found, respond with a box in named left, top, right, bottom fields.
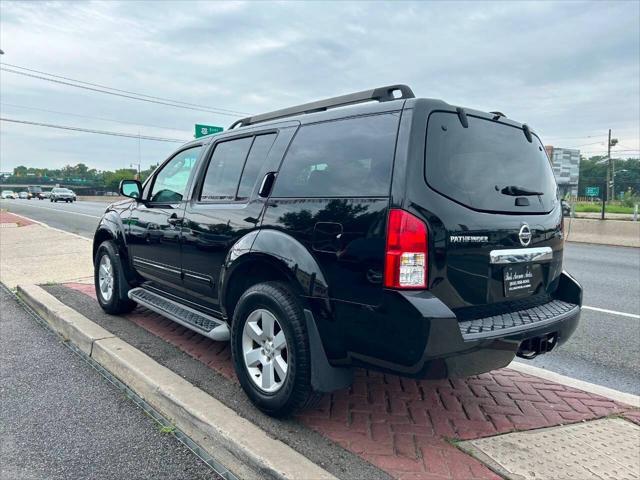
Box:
left=304, top=309, right=353, bottom=393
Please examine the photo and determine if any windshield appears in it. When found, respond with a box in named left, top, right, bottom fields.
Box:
left=425, top=112, right=557, bottom=214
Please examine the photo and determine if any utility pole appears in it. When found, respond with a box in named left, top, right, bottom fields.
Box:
left=607, top=129, right=612, bottom=201
left=606, top=129, right=619, bottom=201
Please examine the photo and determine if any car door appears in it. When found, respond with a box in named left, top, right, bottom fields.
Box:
left=127, top=145, right=202, bottom=292
left=180, top=127, right=295, bottom=314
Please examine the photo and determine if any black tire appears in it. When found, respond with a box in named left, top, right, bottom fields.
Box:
left=231, top=281, right=320, bottom=417
left=94, top=240, right=136, bottom=314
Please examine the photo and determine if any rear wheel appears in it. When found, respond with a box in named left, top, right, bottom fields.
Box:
left=94, top=240, right=136, bottom=314
left=231, top=282, right=319, bottom=417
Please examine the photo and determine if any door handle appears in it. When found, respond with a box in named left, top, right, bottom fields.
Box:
left=258, top=172, right=277, bottom=198
left=167, top=213, right=182, bottom=226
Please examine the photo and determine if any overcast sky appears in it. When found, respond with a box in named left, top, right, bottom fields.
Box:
left=1, top=0, right=639, bottom=172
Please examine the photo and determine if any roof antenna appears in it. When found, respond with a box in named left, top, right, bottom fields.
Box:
left=456, top=107, right=469, bottom=128
left=490, top=111, right=506, bottom=120
left=522, top=124, right=533, bottom=143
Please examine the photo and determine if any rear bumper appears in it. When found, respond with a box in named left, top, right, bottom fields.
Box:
left=344, top=271, right=582, bottom=379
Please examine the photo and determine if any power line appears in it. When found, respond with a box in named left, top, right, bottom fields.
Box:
left=1, top=117, right=187, bottom=143
left=567, top=141, right=606, bottom=148
left=1, top=62, right=249, bottom=115
left=618, top=143, right=640, bottom=150
left=544, top=134, right=607, bottom=140
left=1, top=102, right=188, bottom=132
left=1, top=67, right=243, bottom=117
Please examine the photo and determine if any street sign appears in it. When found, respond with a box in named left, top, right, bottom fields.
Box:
left=585, top=186, right=600, bottom=197
left=195, top=124, right=223, bottom=138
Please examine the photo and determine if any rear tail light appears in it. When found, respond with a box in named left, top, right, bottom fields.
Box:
left=384, top=209, right=428, bottom=289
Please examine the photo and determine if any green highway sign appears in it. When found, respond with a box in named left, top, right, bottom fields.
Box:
left=585, top=186, right=600, bottom=197
left=195, top=124, right=223, bottom=138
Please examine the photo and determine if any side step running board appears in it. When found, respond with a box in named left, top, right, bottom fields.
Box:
left=128, top=287, right=230, bottom=341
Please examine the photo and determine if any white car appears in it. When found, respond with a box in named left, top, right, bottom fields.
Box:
left=1, top=190, right=16, bottom=199
left=50, top=188, right=76, bottom=202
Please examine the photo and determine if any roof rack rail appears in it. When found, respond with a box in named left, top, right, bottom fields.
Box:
left=228, top=84, right=414, bottom=129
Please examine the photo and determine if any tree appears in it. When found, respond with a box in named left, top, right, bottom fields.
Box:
left=579, top=156, right=639, bottom=198
left=103, top=169, right=137, bottom=191
left=13, top=165, right=27, bottom=177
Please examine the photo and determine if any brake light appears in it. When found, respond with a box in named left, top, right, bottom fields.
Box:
left=384, top=209, right=428, bottom=289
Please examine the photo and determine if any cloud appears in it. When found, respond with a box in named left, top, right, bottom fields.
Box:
left=0, top=0, right=638, bottom=172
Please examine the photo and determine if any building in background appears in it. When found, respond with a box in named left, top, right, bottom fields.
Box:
left=545, top=146, right=581, bottom=197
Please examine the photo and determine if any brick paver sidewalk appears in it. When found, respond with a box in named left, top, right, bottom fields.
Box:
left=64, top=282, right=637, bottom=480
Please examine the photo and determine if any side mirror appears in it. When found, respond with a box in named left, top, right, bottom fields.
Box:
left=119, top=179, right=142, bottom=200
left=258, top=172, right=277, bottom=198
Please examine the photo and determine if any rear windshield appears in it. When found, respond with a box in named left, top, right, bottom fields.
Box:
left=425, top=112, right=557, bottom=213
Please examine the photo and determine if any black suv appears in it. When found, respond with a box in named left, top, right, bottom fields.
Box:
left=93, top=85, right=582, bottom=416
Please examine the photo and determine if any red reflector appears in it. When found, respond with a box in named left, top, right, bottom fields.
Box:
left=384, top=209, right=428, bottom=289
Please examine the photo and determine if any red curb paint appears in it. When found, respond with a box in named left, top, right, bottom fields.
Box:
left=0, top=211, right=35, bottom=226
left=62, top=282, right=637, bottom=480
left=64, top=282, right=97, bottom=299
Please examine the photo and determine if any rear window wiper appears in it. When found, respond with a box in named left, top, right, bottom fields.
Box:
left=497, top=185, right=544, bottom=196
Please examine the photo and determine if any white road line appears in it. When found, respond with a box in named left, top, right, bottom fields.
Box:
left=5, top=211, right=92, bottom=241
left=583, top=305, right=640, bottom=319
left=3, top=201, right=101, bottom=219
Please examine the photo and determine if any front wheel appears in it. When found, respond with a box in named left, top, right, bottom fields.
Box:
left=94, top=240, right=136, bottom=314
left=231, top=281, right=320, bottom=417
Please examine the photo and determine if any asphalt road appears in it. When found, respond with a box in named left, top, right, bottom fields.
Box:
left=2, top=198, right=639, bottom=394
left=0, top=286, right=217, bottom=480
left=519, top=242, right=640, bottom=394
left=0, top=198, right=106, bottom=238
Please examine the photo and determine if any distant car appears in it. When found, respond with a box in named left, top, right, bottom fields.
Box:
left=1, top=190, right=16, bottom=199
left=18, top=191, right=29, bottom=199
left=561, top=199, right=571, bottom=217
left=50, top=188, right=75, bottom=203
left=40, top=191, right=52, bottom=199
left=27, top=186, right=45, bottom=200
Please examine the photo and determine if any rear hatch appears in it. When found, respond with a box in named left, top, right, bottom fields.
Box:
left=422, top=110, right=563, bottom=317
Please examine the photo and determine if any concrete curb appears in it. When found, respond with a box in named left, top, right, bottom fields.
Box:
left=17, top=284, right=114, bottom=355
left=17, top=284, right=337, bottom=480
left=509, top=361, right=640, bottom=408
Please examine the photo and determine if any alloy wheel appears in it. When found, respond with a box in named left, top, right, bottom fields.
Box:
left=242, top=309, right=289, bottom=393
left=98, top=254, right=114, bottom=302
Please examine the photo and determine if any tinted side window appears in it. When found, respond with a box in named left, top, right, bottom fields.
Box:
left=149, top=146, right=201, bottom=203
left=272, top=113, right=398, bottom=197
left=200, top=137, right=253, bottom=201
left=237, top=134, right=277, bottom=200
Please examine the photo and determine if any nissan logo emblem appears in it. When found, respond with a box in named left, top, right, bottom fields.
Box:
left=519, top=224, right=532, bottom=247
